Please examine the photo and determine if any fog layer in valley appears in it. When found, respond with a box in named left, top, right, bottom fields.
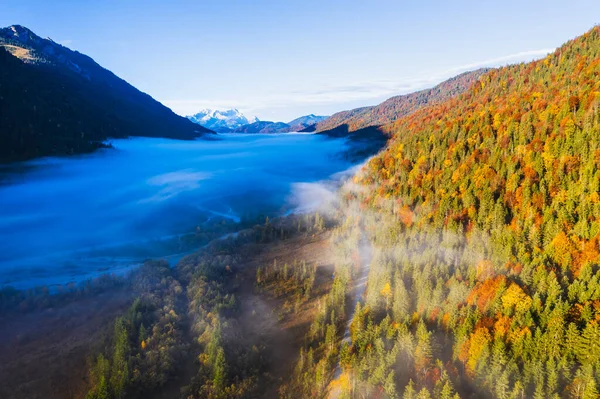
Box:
left=0, top=133, right=355, bottom=289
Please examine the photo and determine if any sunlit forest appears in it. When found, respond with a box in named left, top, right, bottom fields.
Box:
left=323, top=25, right=600, bottom=398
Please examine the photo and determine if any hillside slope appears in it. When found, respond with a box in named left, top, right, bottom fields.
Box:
left=286, top=114, right=328, bottom=132
left=0, top=25, right=211, bottom=162
left=312, top=69, right=489, bottom=135
left=325, top=26, right=600, bottom=398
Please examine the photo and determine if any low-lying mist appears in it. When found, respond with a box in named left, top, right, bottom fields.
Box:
left=0, top=133, right=356, bottom=289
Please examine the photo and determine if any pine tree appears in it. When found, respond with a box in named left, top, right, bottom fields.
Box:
left=414, top=320, right=433, bottom=380
left=416, top=387, right=432, bottom=399
left=110, top=318, right=130, bottom=399
left=384, top=370, right=398, bottom=399
left=393, top=276, right=410, bottom=322
left=213, top=347, right=227, bottom=392
left=403, top=379, right=417, bottom=399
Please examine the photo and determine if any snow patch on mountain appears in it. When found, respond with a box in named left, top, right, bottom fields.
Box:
left=187, top=109, right=257, bottom=132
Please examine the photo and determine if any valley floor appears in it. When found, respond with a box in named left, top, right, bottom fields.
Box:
left=0, top=222, right=337, bottom=399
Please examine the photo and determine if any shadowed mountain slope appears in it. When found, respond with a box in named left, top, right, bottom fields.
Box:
left=0, top=25, right=211, bottom=162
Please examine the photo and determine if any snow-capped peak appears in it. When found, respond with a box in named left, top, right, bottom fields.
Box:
left=187, top=108, right=256, bottom=133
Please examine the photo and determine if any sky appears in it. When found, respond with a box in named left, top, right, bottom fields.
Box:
left=2, top=0, right=600, bottom=121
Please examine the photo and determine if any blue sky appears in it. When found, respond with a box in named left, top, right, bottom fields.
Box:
left=2, top=0, right=600, bottom=121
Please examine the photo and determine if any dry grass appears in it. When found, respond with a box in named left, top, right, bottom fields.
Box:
left=1, top=44, right=37, bottom=62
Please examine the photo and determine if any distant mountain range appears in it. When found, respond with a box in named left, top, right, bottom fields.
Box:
left=0, top=25, right=212, bottom=162
left=309, top=69, right=489, bottom=135
left=286, top=114, right=329, bottom=132
left=232, top=121, right=291, bottom=133
left=187, top=110, right=327, bottom=133
left=187, top=109, right=258, bottom=133
left=0, top=24, right=486, bottom=163
left=186, top=70, right=483, bottom=137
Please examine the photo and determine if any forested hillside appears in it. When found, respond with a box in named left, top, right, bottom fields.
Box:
left=312, top=69, right=488, bottom=135
left=316, top=25, right=600, bottom=398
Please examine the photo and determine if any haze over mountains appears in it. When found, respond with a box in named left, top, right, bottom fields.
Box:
left=185, top=69, right=486, bottom=139
left=0, top=25, right=212, bottom=162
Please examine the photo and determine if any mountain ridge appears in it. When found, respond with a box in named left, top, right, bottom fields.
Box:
left=0, top=25, right=212, bottom=162
left=187, top=109, right=327, bottom=133
left=286, top=114, right=328, bottom=131
left=310, top=68, right=490, bottom=135
left=231, top=120, right=291, bottom=133
left=187, top=108, right=257, bottom=132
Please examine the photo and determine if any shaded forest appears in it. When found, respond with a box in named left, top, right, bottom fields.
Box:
left=0, top=26, right=211, bottom=163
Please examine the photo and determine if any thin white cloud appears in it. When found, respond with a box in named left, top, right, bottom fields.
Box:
left=444, top=49, right=554, bottom=74
left=164, top=47, right=555, bottom=119
left=57, top=39, right=74, bottom=47
left=141, top=169, right=212, bottom=203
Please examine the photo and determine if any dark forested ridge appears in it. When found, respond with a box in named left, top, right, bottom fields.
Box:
left=0, top=25, right=212, bottom=162
left=311, top=69, right=489, bottom=136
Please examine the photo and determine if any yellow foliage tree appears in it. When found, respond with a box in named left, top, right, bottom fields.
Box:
left=501, top=283, right=532, bottom=315
left=465, top=327, right=491, bottom=376
left=381, top=282, right=392, bottom=310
